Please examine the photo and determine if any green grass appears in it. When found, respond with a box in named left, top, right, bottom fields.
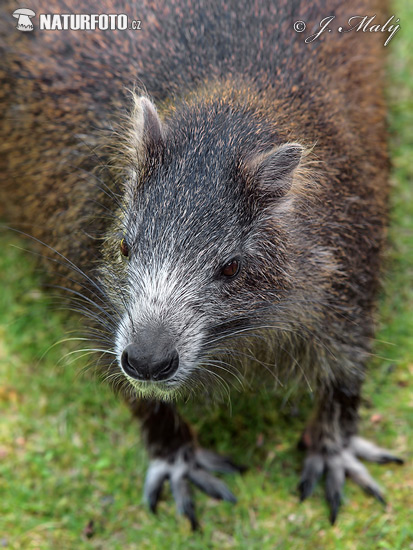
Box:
left=1, top=2, right=412, bottom=548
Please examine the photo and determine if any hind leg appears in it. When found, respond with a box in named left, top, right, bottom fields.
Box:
left=128, top=399, right=244, bottom=530
left=298, top=382, right=403, bottom=523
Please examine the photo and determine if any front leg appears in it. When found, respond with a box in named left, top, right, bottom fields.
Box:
left=298, top=382, right=403, bottom=523
left=128, top=399, right=243, bottom=530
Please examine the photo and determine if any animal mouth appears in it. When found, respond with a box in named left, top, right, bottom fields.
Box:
left=122, top=372, right=184, bottom=400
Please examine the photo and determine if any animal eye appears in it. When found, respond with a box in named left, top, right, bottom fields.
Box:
left=221, top=258, right=240, bottom=279
left=120, top=237, right=130, bottom=258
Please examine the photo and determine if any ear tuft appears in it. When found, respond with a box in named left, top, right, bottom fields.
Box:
left=247, top=142, right=304, bottom=199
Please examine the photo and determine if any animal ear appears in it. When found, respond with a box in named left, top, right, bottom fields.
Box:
left=246, top=143, right=304, bottom=199
left=131, top=95, right=164, bottom=155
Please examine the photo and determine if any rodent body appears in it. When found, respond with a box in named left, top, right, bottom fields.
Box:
left=0, top=0, right=402, bottom=529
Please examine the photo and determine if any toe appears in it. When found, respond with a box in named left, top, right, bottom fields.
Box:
left=144, top=459, right=169, bottom=513
left=188, top=467, right=237, bottom=503
left=342, top=449, right=386, bottom=503
left=298, top=453, right=325, bottom=501
left=350, top=436, right=404, bottom=465
left=170, top=474, right=199, bottom=531
left=195, top=448, right=247, bottom=474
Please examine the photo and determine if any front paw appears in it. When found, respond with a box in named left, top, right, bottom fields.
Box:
left=298, top=435, right=404, bottom=524
left=144, top=445, right=245, bottom=530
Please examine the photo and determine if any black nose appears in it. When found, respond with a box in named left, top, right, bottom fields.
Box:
left=121, top=344, right=179, bottom=382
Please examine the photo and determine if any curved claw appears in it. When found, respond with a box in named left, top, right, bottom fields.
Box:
left=298, top=453, right=324, bottom=501
left=143, top=445, right=240, bottom=530
left=325, top=455, right=345, bottom=525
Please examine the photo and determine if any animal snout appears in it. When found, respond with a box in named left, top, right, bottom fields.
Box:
left=121, top=343, right=179, bottom=382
